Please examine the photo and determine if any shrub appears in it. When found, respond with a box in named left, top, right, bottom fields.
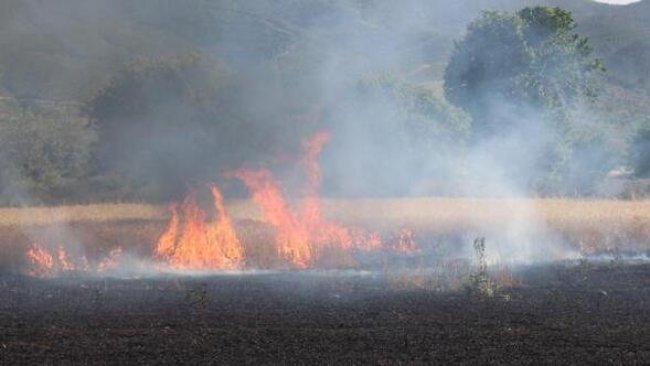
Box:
left=0, top=101, right=96, bottom=204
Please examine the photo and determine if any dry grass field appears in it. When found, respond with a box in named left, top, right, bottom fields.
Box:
left=2, top=199, right=650, bottom=364
left=1, top=197, right=646, bottom=228
left=323, top=198, right=650, bottom=256
left=0, top=203, right=167, bottom=226
left=0, top=198, right=648, bottom=273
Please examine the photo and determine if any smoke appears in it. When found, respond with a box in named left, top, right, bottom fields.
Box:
left=1, top=0, right=642, bottom=273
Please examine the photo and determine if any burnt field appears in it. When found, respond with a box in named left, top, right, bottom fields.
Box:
left=2, top=262, right=650, bottom=365
left=0, top=198, right=649, bottom=364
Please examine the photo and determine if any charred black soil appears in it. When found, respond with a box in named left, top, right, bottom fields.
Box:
left=1, top=262, right=650, bottom=365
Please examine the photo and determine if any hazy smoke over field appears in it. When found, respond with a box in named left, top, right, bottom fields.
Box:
left=2, top=0, right=635, bottom=268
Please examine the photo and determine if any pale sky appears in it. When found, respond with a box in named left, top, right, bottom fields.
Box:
left=593, top=0, right=642, bottom=4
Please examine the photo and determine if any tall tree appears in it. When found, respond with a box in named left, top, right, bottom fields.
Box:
left=444, top=6, right=604, bottom=136
left=443, top=7, right=614, bottom=195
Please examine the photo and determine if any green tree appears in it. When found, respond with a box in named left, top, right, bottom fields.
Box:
left=444, top=10, right=528, bottom=136
left=0, top=102, right=96, bottom=204
left=445, top=7, right=604, bottom=134
left=443, top=7, right=612, bottom=195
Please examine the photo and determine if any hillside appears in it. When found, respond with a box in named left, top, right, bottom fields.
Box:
left=0, top=0, right=647, bottom=101
left=0, top=0, right=648, bottom=203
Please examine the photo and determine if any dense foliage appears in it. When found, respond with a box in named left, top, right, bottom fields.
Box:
left=0, top=1, right=647, bottom=202
left=0, top=101, right=96, bottom=204
left=443, top=7, right=626, bottom=195
left=444, top=7, right=604, bottom=135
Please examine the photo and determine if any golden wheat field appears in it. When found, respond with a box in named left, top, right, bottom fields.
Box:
left=0, top=198, right=648, bottom=272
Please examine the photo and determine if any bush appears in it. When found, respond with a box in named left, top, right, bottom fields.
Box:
left=0, top=101, right=96, bottom=204
left=444, top=7, right=604, bottom=133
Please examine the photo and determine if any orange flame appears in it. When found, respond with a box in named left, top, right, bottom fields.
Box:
left=96, top=247, right=123, bottom=272
left=26, top=244, right=54, bottom=277
left=25, top=243, right=121, bottom=277
left=156, top=203, right=180, bottom=260
left=154, top=184, right=244, bottom=270
left=230, top=169, right=312, bottom=268
left=57, top=245, right=75, bottom=271
left=25, top=130, right=419, bottom=277
left=229, top=131, right=382, bottom=268
left=300, top=131, right=356, bottom=251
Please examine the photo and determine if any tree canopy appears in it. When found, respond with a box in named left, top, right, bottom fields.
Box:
left=443, top=7, right=623, bottom=195
left=444, top=6, right=604, bottom=136
left=0, top=1, right=648, bottom=201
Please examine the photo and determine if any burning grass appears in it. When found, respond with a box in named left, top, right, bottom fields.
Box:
left=1, top=132, right=648, bottom=277
left=0, top=197, right=648, bottom=274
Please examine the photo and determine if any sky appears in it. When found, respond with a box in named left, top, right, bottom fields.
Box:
left=593, top=0, right=642, bottom=4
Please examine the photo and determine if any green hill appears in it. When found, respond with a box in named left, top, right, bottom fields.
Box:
left=0, top=0, right=648, bottom=100
left=0, top=0, right=648, bottom=202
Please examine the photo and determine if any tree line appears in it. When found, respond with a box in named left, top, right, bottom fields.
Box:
left=0, top=4, right=648, bottom=204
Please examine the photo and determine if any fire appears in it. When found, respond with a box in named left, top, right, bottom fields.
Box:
left=57, top=245, right=76, bottom=271
left=229, top=132, right=381, bottom=268
left=156, top=203, right=180, bottom=262
left=229, top=169, right=312, bottom=268
left=24, top=130, right=420, bottom=277
left=25, top=243, right=121, bottom=277
left=300, top=131, right=355, bottom=251
left=154, top=184, right=244, bottom=270
left=96, top=247, right=123, bottom=272
left=26, top=245, right=54, bottom=277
